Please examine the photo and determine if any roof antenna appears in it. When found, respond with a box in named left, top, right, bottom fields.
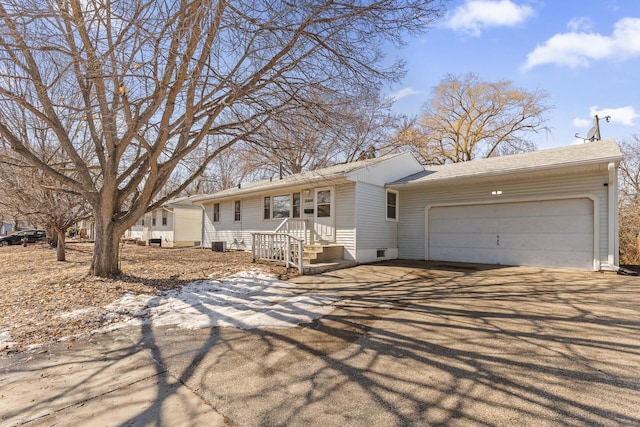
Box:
left=575, top=114, right=611, bottom=142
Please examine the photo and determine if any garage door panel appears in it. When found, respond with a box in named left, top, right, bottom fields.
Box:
left=498, top=233, right=593, bottom=252
left=495, top=248, right=592, bottom=267
left=429, top=218, right=498, bottom=234
left=431, top=247, right=500, bottom=265
left=428, top=199, right=594, bottom=270
left=498, top=216, right=593, bottom=234
left=430, top=232, right=497, bottom=250
left=429, top=204, right=496, bottom=220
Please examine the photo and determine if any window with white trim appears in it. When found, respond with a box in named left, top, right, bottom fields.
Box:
left=266, top=193, right=301, bottom=219
left=213, top=203, right=220, bottom=222
left=162, top=210, right=168, bottom=226
left=273, top=195, right=289, bottom=218
left=234, top=200, right=241, bottom=221
left=386, top=190, right=398, bottom=220
left=263, top=197, right=271, bottom=220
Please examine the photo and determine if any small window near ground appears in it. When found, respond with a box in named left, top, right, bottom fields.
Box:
left=162, top=210, right=168, bottom=226
left=264, top=197, right=271, bottom=220
left=377, top=249, right=386, bottom=258
left=213, top=203, right=220, bottom=222
left=234, top=200, right=241, bottom=221
left=386, top=190, right=398, bottom=220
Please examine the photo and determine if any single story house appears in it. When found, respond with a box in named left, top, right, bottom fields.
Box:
left=1, top=222, right=12, bottom=236
left=192, top=139, right=623, bottom=271
left=127, top=197, right=202, bottom=248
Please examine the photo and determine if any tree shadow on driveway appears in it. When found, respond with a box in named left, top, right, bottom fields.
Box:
left=3, top=260, right=639, bottom=426
left=123, top=260, right=640, bottom=426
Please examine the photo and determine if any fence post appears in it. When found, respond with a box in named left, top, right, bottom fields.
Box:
left=298, top=239, right=303, bottom=275
left=286, top=236, right=291, bottom=268
left=252, top=234, right=256, bottom=262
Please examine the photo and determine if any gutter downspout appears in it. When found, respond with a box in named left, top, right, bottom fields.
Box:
left=608, top=162, right=620, bottom=270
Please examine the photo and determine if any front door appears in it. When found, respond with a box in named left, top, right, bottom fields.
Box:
left=314, top=188, right=335, bottom=242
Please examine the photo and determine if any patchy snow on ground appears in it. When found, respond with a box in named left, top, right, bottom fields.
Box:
left=96, top=270, right=336, bottom=332
left=0, top=330, right=17, bottom=350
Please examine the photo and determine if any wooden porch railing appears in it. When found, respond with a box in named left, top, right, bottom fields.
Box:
left=252, top=232, right=304, bottom=274
left=274, top=218, right=308, bottom=243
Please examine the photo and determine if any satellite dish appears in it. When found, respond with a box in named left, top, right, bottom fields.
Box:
left=586, top=126, right=597, bottom=141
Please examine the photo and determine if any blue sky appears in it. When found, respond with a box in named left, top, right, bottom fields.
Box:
left=386, top=0, right=640, bottom=149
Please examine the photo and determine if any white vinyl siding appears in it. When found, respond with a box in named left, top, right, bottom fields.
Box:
left=334, top=183, right=356, bottom=260
left=397, top=170, right=610, bottom=269
left=354, top=182, right=398, bottom=260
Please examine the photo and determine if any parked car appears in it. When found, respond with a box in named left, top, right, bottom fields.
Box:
left=0, top=230, right=47, bottom=246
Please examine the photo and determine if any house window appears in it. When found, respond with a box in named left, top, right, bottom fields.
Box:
left=151, top=212, right=156, bottom=226
left=292, top=192, right=301, bottom=218
left=386, top=190, right=398, bottom=220
left=136, top=217, right=144, bottom=226
left=234, top=200, right=241, bottom=221
left=162, top=210, right=168, bottom=226
left=317, top=190, right=331, bottom=217
left=272, top=195, right=290, bottom=218
left=213, top=203, right=220, bottom=222
left=264, top=197, right=271, bottom=220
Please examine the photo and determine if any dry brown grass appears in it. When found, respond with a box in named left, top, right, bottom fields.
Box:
left=0, top=242, right=292, bottom=352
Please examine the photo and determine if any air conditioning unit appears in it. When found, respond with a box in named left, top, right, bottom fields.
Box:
left=212, top=241, right=226, bottom=252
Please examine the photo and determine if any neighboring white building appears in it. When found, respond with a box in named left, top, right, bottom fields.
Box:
left=127, top=198, right=202, bottom=248
left=190, top=140, right=622, bottom=271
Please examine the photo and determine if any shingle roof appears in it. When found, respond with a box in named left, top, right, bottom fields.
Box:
left=191, top=153, right=403, bottom=202
left=390, top=139, right=623, bottom=186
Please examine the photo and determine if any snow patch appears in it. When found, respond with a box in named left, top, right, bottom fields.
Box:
left=94, top=270, right=336, bottom=332
left=1, top=330, right=17, bottom=349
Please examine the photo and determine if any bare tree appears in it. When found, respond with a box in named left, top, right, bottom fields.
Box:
left=0, top=151, right=92, bottom=261
left=618, top=135, right=640, bottom=264
left=402, top=73, right=551, bottom=164
left=0, top=0, right=444, bottom=276
left=239, top=88, right=404, bottom=178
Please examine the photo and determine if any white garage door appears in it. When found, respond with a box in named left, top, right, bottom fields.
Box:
left=428, top=198, right=594, bottom=270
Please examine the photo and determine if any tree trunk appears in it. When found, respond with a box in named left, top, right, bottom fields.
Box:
left=56, top=229, right=66, bottom=261
left=91, top=214, right=122, bottom=277
left=49, top=228, right=59, bottom=248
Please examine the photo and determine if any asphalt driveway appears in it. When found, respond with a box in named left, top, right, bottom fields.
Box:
left=2, top=261, right=639, bottom=426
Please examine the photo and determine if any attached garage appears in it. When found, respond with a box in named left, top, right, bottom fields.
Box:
left=390, top=140, right=623, bottom=271
left=427, top=198, right=595, bottom=270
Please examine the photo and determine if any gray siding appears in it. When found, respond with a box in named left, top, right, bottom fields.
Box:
left=398, top=170, right=610, bottom=267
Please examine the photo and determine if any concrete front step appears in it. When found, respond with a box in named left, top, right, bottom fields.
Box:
left=303, top=260, right=356, bottom=275
left=303, top=244, right=344, bottom=264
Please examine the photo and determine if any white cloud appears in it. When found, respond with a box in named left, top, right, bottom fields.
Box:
left=444, top=0, right=535, bottom=36
left=573, top=117, right=591, bottom=127
left=389, top=87, right=420, bottom=101
left=589, top=105, right=639, bottom=126
left=524, top=17, right=640, bottom=69
left=567, top=17, right=594, bottom=32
